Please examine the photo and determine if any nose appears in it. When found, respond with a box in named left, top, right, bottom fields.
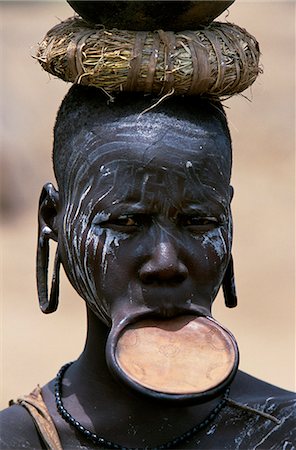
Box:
left=139, top=241, right=188, bottom=285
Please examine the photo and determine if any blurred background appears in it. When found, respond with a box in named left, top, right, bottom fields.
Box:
left=1, top=1, right=295, bottom=408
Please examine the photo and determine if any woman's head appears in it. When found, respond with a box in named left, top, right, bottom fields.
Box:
left=41, top=86, right=233, bottom=326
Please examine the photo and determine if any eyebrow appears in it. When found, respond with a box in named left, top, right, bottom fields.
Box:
left=96, top=197, right=228, bottom=218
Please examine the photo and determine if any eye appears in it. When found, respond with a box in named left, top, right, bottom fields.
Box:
left=179, top=215, right=219, bottom=231
left=100, top=214, right=149, bottom=232
left=113, top=215, right=139, bottom=227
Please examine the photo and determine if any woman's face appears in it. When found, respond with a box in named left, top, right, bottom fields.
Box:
left=57, top=116, right=233, bottom=327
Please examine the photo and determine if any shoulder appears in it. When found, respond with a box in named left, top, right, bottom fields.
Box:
left=222, top=371, right=296, bottom=449
left=231, top=370, right=296, bottom=404
left=230, top=371, right=296, bottom=425
left=0, top=403, right=45, bottom=449
left=182, top=373, right=295, bottom=449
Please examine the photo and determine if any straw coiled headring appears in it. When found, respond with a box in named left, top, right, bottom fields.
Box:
left=36, top=17, right=261, bottom=98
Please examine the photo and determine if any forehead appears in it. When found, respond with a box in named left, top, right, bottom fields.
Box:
left=66, top=112, right=231, bottom=178
left=62, top=115, right=231, bottom=212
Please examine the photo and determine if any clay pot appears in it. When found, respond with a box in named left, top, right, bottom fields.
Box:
left=67, top=1, right=235, bottom=31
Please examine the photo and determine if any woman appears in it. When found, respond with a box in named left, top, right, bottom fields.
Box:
left=1, top=87, right=295, bottom=449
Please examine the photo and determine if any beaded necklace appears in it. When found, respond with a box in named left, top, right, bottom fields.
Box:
left=55, top=362, right=230, bottom=449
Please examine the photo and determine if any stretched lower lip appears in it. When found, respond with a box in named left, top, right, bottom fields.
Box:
left=106, top=313, right=239, bottom=405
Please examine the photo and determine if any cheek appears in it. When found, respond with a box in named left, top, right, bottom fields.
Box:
left=192, top=227, right=229, bottom=281
left=61, top=211, right=131, bottom=323
left=59, top=203, right=112, bottom=323
left=96, top=229, right=129, bottom=278
left=202, top=228, right=228, bottom=260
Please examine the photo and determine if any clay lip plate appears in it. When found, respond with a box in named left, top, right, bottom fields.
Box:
left=115, top=315, right=237, bottom=395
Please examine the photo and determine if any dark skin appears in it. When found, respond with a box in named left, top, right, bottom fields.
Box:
left=58, top=125, right=232, bottom=327
left=1, top=112, right=294, bottom=449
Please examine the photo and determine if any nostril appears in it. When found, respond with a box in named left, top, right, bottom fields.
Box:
left=139, top=263, right=188, bottom=285
left=174, top=272, right=187, bottom=283
left=140, top=273, right=155, bottom=285
left=138, top=242, right=188, bottom=285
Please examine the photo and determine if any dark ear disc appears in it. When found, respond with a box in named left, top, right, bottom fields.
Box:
left=36, top=236, right=60, bottom=314
left=67, top=1, right=235, bottom=31
left=36, top=184, right=61, bottom=314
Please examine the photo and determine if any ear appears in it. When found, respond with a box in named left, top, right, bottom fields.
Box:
left=37, top=183, right=61, bottom=314
left=38, top=183, right=60, bottom=241
left=229, top=185, right=234, bottom=202
left=222, top=254, right=237, bottom=308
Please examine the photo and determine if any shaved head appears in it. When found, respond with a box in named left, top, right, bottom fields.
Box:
left=53, top=85, right=232, bottom=196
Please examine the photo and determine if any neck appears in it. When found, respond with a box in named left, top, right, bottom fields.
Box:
left=76, top=308, right=111, bottom=379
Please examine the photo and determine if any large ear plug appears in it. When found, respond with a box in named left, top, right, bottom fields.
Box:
left=36, top=183, right=60, bottom=314
left=222, top=255, right=237, bottom=308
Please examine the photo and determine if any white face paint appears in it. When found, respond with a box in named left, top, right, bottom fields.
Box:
left=201, top=227, right=228, bottom=260
left=60, top=142, right=133, bottom=324
left=62, top=170, right=131, bottom=324
left=100, top=228, right=129, bottom=276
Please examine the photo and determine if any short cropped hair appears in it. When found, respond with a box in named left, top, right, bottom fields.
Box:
left=53, top=85, right=232, bottom=191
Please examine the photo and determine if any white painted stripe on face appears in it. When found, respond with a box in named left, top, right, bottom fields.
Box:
left=72, top=184, right=92, bottom=223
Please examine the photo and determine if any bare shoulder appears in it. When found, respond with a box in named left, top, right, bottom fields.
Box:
left=231, top=370, right=296, bottom=404
left=0, top=404, right=45, bottom=449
